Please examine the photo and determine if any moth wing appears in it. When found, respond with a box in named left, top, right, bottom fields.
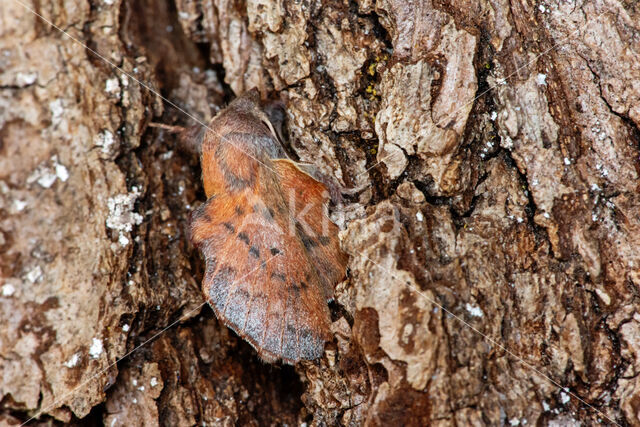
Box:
left=190, top=191, right=332, bottom=363
left=272, top=159, right=348, bottom=301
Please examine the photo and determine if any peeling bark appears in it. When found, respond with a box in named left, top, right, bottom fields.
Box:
left=1, top=0, right=639, bottom=425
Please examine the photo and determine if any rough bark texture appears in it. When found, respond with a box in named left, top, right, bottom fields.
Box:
left=1, top=0, right=639, bottom=425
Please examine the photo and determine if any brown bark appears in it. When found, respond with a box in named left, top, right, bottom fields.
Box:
left=1, top=0, right=639, bottom=425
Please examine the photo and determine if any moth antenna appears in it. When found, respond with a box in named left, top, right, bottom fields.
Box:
left=150, top=122, right=204, bottom=156
left=148, top=122, right=186, bottom=133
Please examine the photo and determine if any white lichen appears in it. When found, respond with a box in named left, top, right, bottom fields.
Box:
left=89, top=338, right=103, bottom=359
left=49, top=99, right=64, bottom=125
left=16, top=72, right=37, bottom=86
left=56, top=165, right=69, bottom=182
left=26, top=164, right=57, bottom=188
left=27, top=156, right=68, bottom=188
left=595, top=289, right=611, bottom=305
left=466, top=303, right=484, bottom=318
left=95, top=130, right=116, bottom=155
left=1, top=283, right=16, bottom=297
left=106, top=188, right=143, bottom=247
left=401, top=323, right=414, bottom=344
left=64, top=353, right=80, bottom=368
left=118, top=234, right=130, bottom=247
left=105, top=77, right=120, bottom=94
left=25, top=265, right=42, bottom=283
left=13, top=199, right=27, bottom=212
left=54, top=157, right=69, bottom=182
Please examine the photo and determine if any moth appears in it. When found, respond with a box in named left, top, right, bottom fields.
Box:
left=187, top=89, right=348, bottom=363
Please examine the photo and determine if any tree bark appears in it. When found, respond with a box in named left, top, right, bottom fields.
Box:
left=1, top=0, right=639, bottom=425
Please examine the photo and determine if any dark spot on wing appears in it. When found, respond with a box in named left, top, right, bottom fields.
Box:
left=300, top=281, right=308, bottom=290
left=223, top=222, right=235, bottom=233
left=270, top=248, right=281, bottom=256
left=249, top=246, right=260, bottom=258
left=238, top=232, right=250, bottom=245
left=318, top=236, right=331, bottom=246
left=291, top=282, right=301, bottom=296
left=235, top=205, right=245, bottom=216
left=301, top=236, right=318, bottom=250
left=264, top=207, right=275, bottom=222
left=253, top=203, right=275, bottom=222
left=295, top=222, right=318, bottom=250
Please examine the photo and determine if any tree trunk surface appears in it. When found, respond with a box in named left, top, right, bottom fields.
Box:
left=1, top=0, right=639, bottom=425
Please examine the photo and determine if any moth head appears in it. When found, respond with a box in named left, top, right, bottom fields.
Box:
left=217, top=88, right=281, bottom=143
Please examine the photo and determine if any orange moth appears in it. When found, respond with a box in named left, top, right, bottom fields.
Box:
left=188, top=89, right=347, bottom=363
